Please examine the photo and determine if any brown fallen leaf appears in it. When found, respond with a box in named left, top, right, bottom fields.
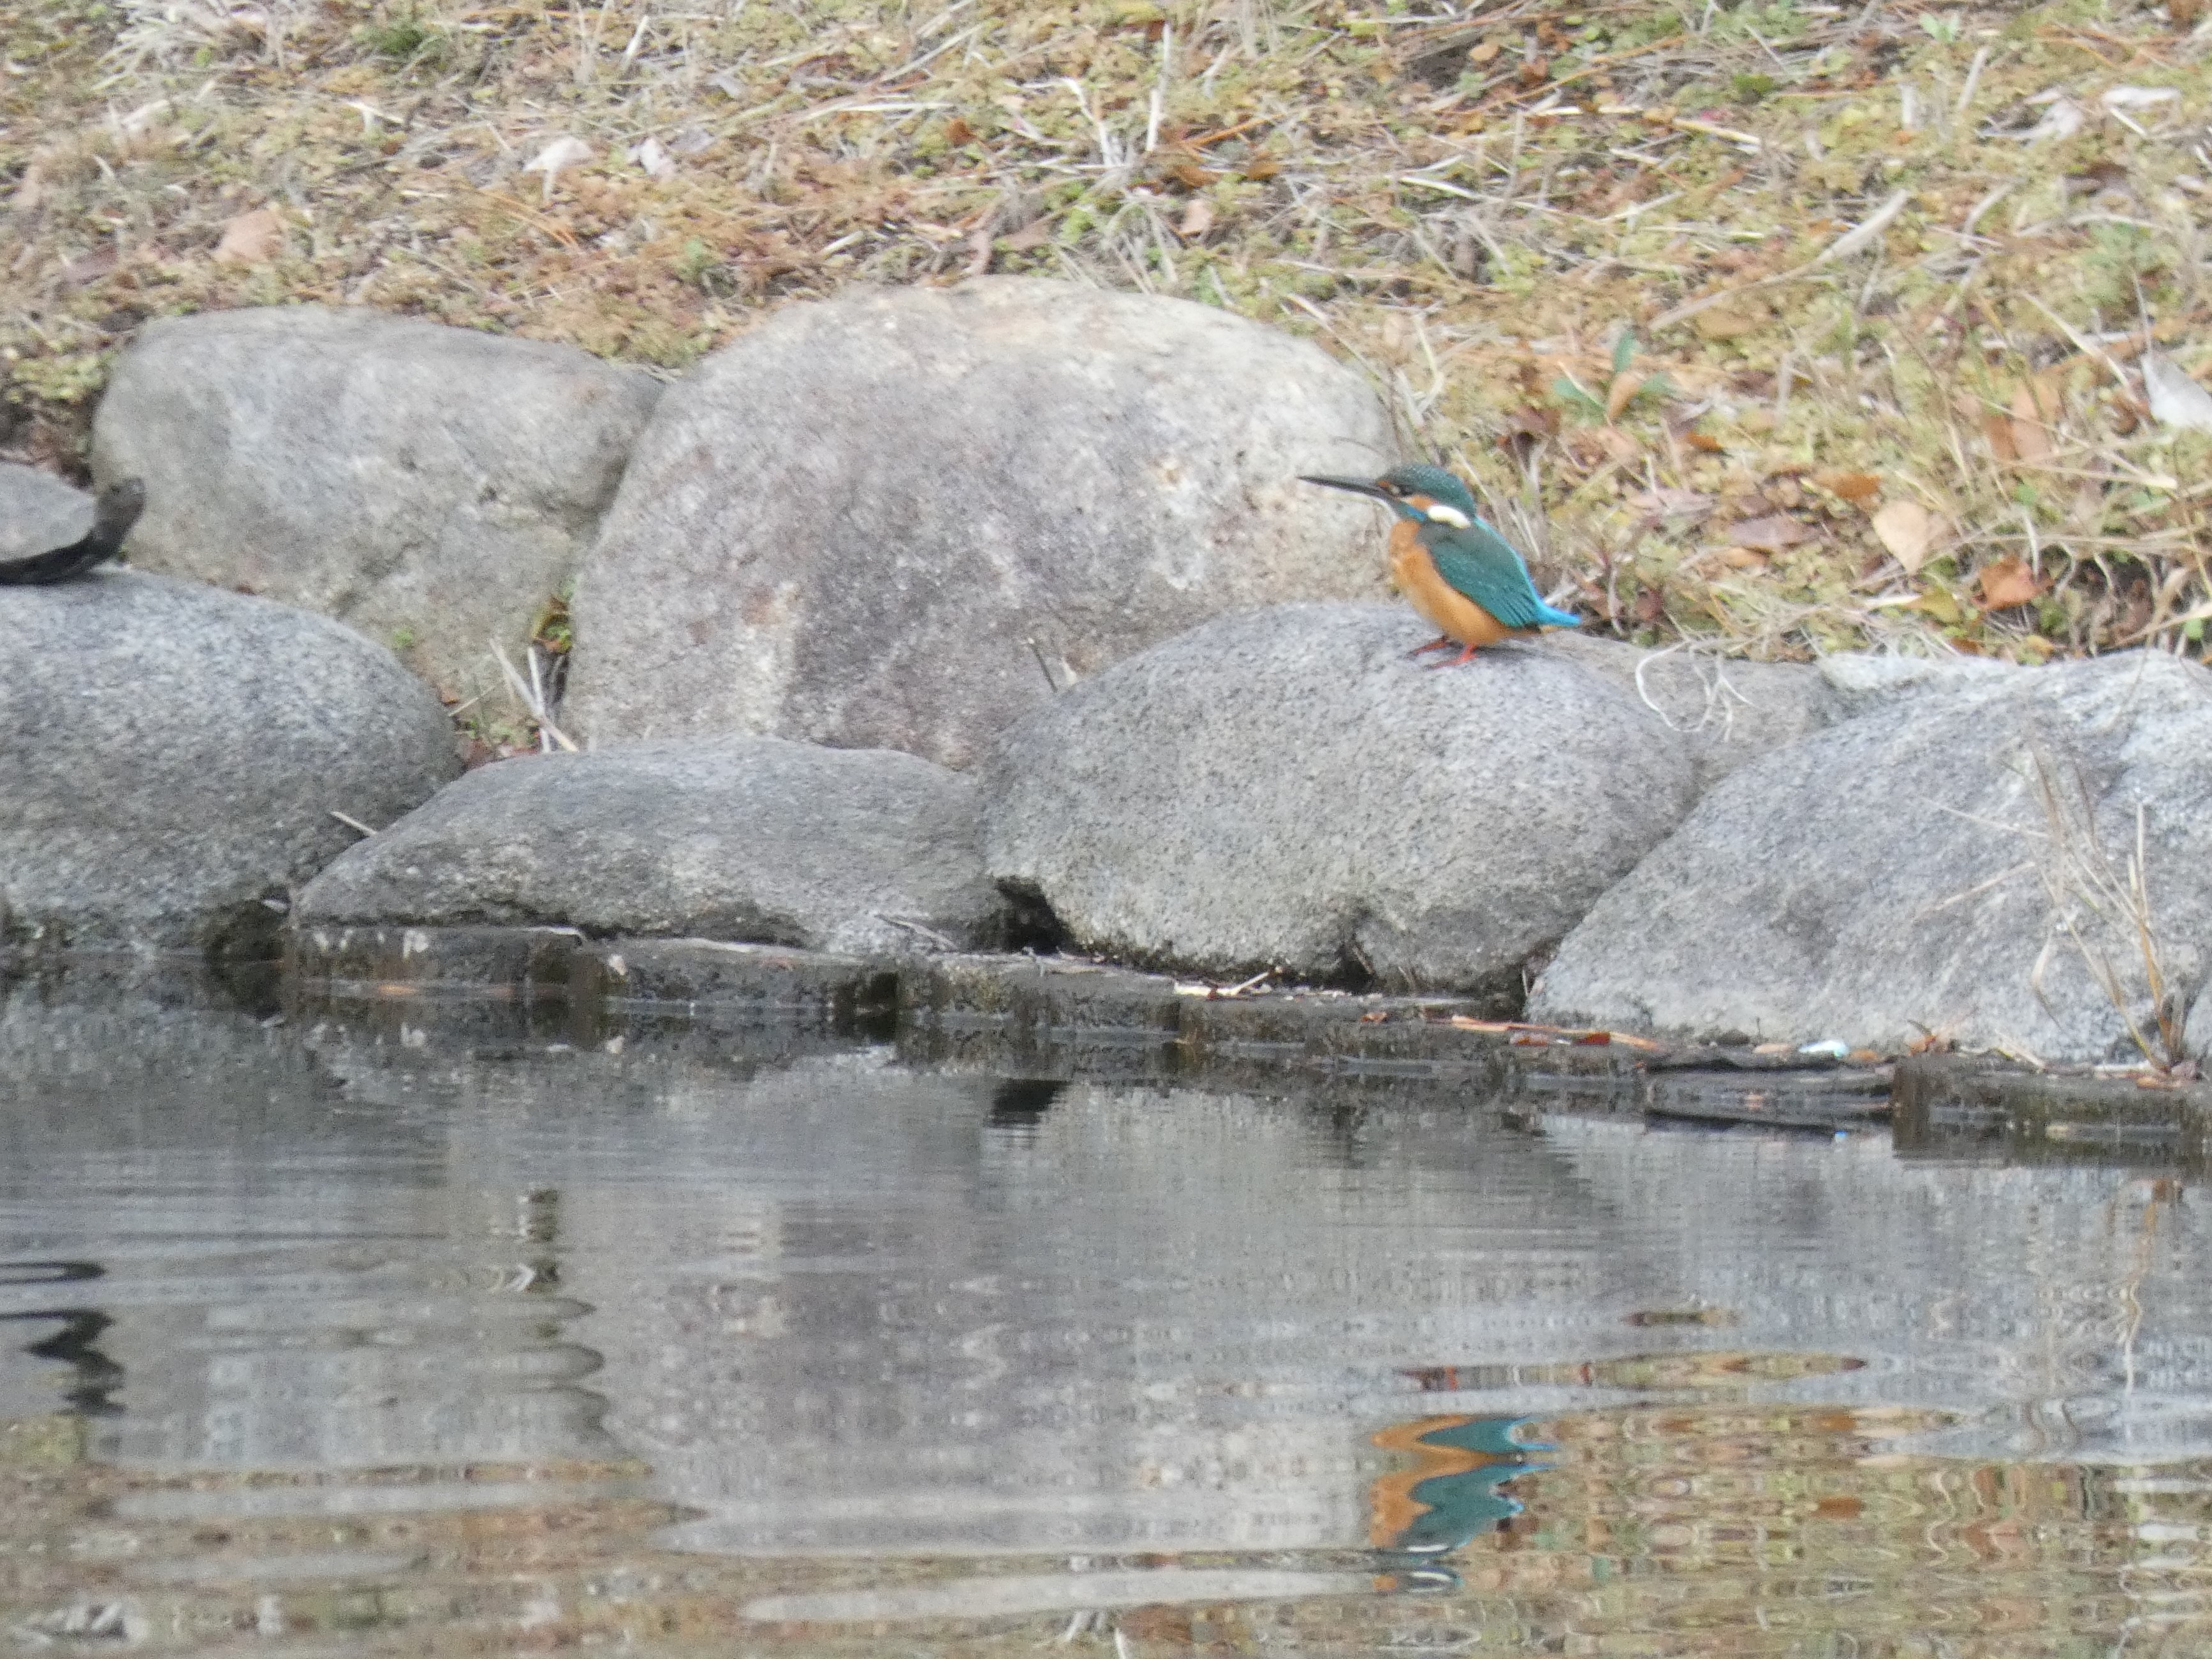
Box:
left=1604, top=370, right=1646, bottom=423
left=1815, top=469, right=1882, bottom=506
left=1593, top=426, right=1641, bottom=464
left=2009, top=382, right=2055, bottom=467
left=1871, top=499, right=1935, bottom=573
left=214, top=206, right=283, bottom=267
left=1467, top=38, right=1502, bottom=63
left=9, top=159, right=45, bottom=212
left=1977, top=555, right=2043, bottom=610
left=1981, top=411, right=2017, bottom=464
left=1684, top=430, right=1725, bottom=452
left=1693, top=307, right=1762, bottom=340
left=1625, top=487, right=1714, bottom=519
left=59, top=244, right=118, bottom=286
left=1176, top=196, right=1214, bottom=239
left=1446, top=1016, right=1665, bottom=1050
left=1724, top=513, right=1813, bottom=551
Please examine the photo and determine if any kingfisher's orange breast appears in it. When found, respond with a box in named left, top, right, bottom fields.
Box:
left=1388, top=519, right=1515, bottom=648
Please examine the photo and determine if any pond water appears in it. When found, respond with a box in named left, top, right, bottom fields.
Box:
left=3, top=976, right=2211, bottom=1656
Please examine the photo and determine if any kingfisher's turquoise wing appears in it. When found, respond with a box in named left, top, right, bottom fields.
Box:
left=1423, top=518, right=1556, bottom=629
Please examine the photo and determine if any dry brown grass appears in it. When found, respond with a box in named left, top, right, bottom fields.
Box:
left=7, top=0, right=2212, bottom=663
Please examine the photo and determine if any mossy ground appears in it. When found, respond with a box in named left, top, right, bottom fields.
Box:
left=6, top=0, right=2211, bottom=664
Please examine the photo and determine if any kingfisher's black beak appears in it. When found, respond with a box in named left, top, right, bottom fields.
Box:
left=1300, top=474, right=1392, bottom=503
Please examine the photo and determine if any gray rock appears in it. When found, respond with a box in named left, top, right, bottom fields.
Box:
left=296, top=736, right=1009, bottom=956
left=89, top=305, right=661, bottom=696
left=1546, top=634, right=1842, bottom=789
left=0, top=465, right=144, bottom=586
left=1, top=571, right=460, bottom=956
left=562, top=277, right=1396, bottom=770
left=1819, top=648, right=2026, bottom=718
left=979, top=603, right=1700, bottom=997
left=0, top=461, right=94, bottom=558
left=1530, top=651, right=2212, bottom=1062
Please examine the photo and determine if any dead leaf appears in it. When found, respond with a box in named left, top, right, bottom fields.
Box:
left=1626, top=488, right=1714, bottom=518
left=1915, top=585, right=1967, bottom=625
left=1692, top=307, right=1762, bottom=341
left=8, top=159, right=45, bottom=212
left=59, top=244, right=119, bottom=286
left=1814, top=469, right=1882, bottom=506
left=214, top=207, right=282, bottom=266
left=1981, top=411, right=2017, bottom=464
left=1871, top=499, right=1935, bottom=573
left=2009, top=382, right=2055, bottom=467
left=942, top=115, right=975, bottom=147
left=1176, top=196, right=1215, bottom=239
left=1467, top=39, right=1502, bottom=64
left=628, top=135, right=675, bottom=180
left=1724, top=513, right=1813, bottom=551
left=2142, top=351, right=2212, bottom=432
left=523, top=134, right=592, bottom=203
left=2102, top=85, right=2181, bottom=113
left=2021, top=98, right=2085, bottom=143
left=1977, top=555, right=2043, bottom=610
left=1604, top=370, right=1646, bottom=423
left=1684, top=430, right=1725, bottom=453
left=1717, top=545, right=1768, bottom=569
left=1593, top=426, right=1641, bottom=464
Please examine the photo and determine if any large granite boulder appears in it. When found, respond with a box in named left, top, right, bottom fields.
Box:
left=89, top=305, right=662, bottom=696
left=296, top=736, right=1009, bottom=955
left=1530, top=651, right=2212, bottom=1062
left=560, top=277, right=1396, bottom=770
left=979, top=603, right=1700, bottom=998
left=1, top=572, right=459, bottom=957
left=1548, top=634, right=1840, bottom=790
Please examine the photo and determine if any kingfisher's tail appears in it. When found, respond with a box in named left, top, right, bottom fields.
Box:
left=1536, top=602, right=1581, bottom=630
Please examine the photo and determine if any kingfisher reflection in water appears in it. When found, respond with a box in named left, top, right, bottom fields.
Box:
left=1370, top=1414, right=1551, bottom=1591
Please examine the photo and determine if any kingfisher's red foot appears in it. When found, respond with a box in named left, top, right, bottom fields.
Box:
left=1407, top=636, right=1454, bottom=659
left=1425, top=642, right=1483, bottom=668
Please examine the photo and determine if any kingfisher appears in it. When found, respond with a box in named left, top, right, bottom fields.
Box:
left=1301, top=464, right=1579, bottom=664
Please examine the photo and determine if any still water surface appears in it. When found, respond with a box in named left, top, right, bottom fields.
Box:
left=3, top=981, right=2211, bottom=1654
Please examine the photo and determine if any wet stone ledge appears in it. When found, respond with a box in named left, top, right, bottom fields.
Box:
left=1894, top=1055, right=2212, bottom=1174
left=272, top=925, right=1860, bottom=1112
left=284, top=926, right=902, bottom=1047
left=36, top=935, right=2212, bottom=1153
